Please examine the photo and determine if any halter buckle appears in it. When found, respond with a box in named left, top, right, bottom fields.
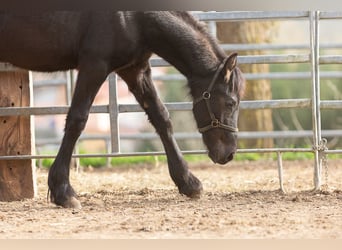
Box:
left=202, top=91, right=211, bottom=99
left=211, top=119, right=219, bottom=127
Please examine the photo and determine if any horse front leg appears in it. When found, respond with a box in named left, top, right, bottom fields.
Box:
left=118, top=64, right=203, bottom=198
left=48, top=60, right=108, bottom=208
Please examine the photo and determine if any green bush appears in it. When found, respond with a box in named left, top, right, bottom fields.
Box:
left=80, top=157, right=107, bottom=167
left=37, top=150, right=341, bottom=169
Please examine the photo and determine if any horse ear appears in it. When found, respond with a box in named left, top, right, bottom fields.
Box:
left=223, top=53, right=238, bottom=81
left=224, top=52, right=238, bottom=71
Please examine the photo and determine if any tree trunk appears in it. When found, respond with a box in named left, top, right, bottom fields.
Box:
left=217, top=21, right=277, bottom=148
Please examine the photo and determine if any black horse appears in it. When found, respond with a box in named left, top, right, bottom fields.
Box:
left=0, top=11, right=245, bottom=208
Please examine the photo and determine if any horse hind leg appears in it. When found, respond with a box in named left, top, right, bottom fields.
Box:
left=118, top=63, right=203, bottom=198
left=48, top=60, right=109, bottom=208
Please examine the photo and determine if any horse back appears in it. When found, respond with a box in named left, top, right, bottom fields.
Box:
left=0, top=11, right=145, bottom=72
left=0, top=12, right=88, bottom=71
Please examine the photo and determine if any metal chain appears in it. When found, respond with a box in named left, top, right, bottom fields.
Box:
left=318, top=138, right=329, bottom=191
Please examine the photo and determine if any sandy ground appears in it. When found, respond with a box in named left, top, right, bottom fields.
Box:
left=0, top=159, right=341, bottom=239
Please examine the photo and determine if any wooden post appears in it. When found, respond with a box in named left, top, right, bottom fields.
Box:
left=0, top=64, right=36, bottom=201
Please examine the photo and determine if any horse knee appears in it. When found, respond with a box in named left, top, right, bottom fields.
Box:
left=149, top=108, right=173, bottom=135
left=65, top=113, right=88, bottom=134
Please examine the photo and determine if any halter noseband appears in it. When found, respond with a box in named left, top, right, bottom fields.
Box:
left=193, top=58, right=239, bottom=133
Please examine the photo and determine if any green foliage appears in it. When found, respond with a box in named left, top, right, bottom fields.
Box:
left=270, top=62, right=342, bottom=148
left=327, top=154, right=342, bottom=160
left=36, top=150, right=342, bottom=169
left=80, top=157, right=107, bottom=167
left=37, top=158, right=54, bottom=168
left=234, top=153, right=263, bottom=161
left=35, top=149, right=56, bottom=169
left=111, top=155, right=162, bottom=166
left=278, top=152, right=314, bottom=161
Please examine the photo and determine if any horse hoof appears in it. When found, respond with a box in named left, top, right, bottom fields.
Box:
left=185, top=188, right=202, bottom=199
left=181, top=187, right=202, bottom=199
left=62, top=197, right=82, bottom=209
left=179, top=174, right=203, bottom=199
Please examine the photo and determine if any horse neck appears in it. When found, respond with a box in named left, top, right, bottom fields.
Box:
left=143, top=12, right=226, bottom=80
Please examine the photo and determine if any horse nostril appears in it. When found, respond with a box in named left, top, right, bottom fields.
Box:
left=227, top=153, right=234, bottom=162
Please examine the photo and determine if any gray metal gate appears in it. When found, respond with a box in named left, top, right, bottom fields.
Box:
left=1, top=11, right=342, bottom=191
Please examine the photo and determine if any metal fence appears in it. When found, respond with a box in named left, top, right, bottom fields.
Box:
left=1, top=11, right=342, bottom=191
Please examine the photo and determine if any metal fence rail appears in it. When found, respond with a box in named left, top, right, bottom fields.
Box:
left=1, top=11, right=341, bottom=191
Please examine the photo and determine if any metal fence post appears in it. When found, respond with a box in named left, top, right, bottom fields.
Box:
left=108, top=73, right=120, bottom=155
left=310, top=11, right=322, bottom=190
left=277, top=151, right=285, bottom=192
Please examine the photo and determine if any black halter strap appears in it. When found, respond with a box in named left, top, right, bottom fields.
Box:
left=193, top=58, right=239, bottom=133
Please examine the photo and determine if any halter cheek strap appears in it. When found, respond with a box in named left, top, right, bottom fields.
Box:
left=193, top=58, right=239, bottom=133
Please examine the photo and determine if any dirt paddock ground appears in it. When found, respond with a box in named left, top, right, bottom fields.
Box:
left=0, top=159, right=341, bottom=239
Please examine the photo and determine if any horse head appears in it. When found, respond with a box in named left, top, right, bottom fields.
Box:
left=191, top=53, right=245, bottom=164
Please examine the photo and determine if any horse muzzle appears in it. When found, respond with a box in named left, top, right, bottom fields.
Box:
left=207, top=140, right=236, bottom=164
left=209, top=151, right=235, bottom=164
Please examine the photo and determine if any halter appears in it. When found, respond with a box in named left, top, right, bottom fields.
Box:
left=193, top=58, right=239, bottom=133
